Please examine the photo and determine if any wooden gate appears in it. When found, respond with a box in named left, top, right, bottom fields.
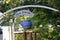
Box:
left=14, top=31, right=37, bottom=40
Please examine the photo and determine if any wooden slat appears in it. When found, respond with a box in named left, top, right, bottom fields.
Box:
left=34, top=32, right=36, bottom=40
left=14, top=31, right=33, bottom=34
left=29, top=32, right=33, bottom=40
left=24, top=32, right=27, bottom=40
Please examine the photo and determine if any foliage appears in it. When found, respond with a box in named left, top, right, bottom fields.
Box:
left=0, top=0, right=60, bottom=40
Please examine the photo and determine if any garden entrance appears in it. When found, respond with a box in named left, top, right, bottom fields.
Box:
left=0, top=5, right=59, bottom=40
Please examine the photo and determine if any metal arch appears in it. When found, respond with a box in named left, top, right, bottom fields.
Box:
left=0, top=5, right=59, bottom=24
left=4, top=5, right=59, bottom=15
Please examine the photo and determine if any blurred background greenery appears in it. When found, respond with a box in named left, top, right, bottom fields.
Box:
left=0, top=0, right=60, bottom=40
